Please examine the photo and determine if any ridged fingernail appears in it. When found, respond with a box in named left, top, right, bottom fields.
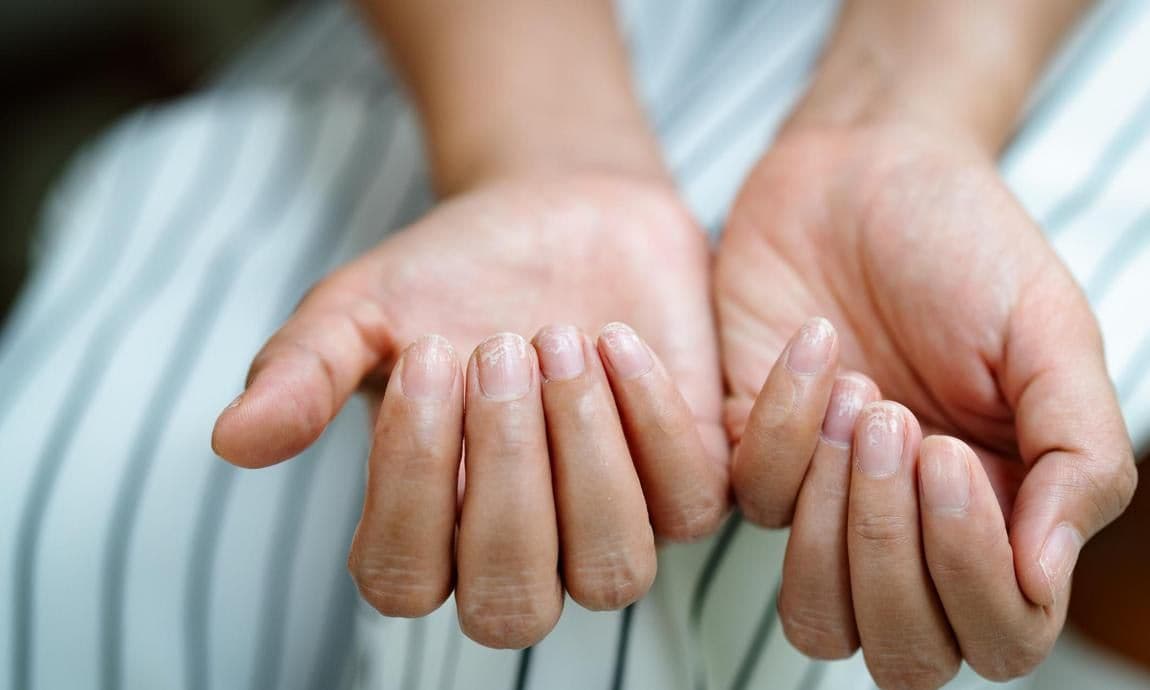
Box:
left=920, top=439, right=970, bottom=512
left=1040, top=523, right=1083, bottom=602
left=401, top=335, right=456, bottom=401
left=599, top=322, right=653, bottom=379
left=535, top=325, right=585, bottom=381
left=476, top=333, right=532, bottom=400
left=856, top=403, right=904, bottom=478
left=821, top=376, right=869, bottom=446
left=786, top=317, right=834, bottom=375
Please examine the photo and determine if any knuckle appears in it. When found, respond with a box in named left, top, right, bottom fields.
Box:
left=1057, top=454, right=1137, bottom=529
left=966, top=624, right=1055, bottom=681
left=865, top=648, right=960, bottom=690
left=731, top=447, right=802, bottom=529
left=458, top=575, right=561, bottom=649
left=733, top=483, right=794, bottom=529
left=348, top=548, right=449, bottom=618
left=655, top=490, right=728, bottom=542
left=778, top=594, right=858, bottom=660
left=565, top=544, right=656, bottom=611
left=1109, top=452, right=1138, bottom=515
left=851, top=512, right=914, bottom=547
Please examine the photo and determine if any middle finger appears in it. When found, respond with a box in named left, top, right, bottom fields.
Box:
left=456, top=333, right=563, bottom=649
left=848, top=402, right=959, bottom=689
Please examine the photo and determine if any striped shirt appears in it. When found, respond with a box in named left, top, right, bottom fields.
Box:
left=1, top=1, right=1148, bottom=689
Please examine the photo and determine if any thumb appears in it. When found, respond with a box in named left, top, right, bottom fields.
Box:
left=1003, top=284, right=1137, bottom=608
left=212, top=264, right=397, bottom=467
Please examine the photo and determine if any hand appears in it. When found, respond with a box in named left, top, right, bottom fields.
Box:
left=715, top=124, right=1137, bottom=688
left=212, top=172, right=728, bottom=648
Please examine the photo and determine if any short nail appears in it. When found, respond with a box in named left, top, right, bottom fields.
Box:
left=535, top=325, right=585, bottom=381
left=921, top=440, right=970, bottom=512
left=401, top=334, right=456, bottom=401
left=599, top=322, right=653, bottom=379
left=1040, top=523, right=1083, bottom=602
left=224, top=393, right=243, bottom=411
left=476, top=333, right=532, bottom=400
left=786, top=317, right=834, bottom=374
left=856, top=403, right=904, bottom=478
left=821, top=376, right=868, bottom=445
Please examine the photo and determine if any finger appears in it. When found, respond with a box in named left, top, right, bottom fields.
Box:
left=732, top=317, right=839, bottom=527
left=456, top=333, right=562, bottom=649
left=1001, top=288, right=1137, bottom=607
left=848, top=402, right=960, bottom=689
left=347, top=335, right=463, bottom=617
left=780, top=373, right=878, bottom=659
left=597, top=322, right=728, bottom=542
left=533, top=325, right=656, bottom=611
left=919, top=436, right=1059, bottom=681
left=212, top=269, right=394, bottom=467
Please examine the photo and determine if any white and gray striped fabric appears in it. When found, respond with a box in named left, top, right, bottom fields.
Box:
left=1, top=1, right=1148, bottom=689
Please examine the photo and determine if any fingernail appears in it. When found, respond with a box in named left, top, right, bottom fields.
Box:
left=401, top=334, right=456, bottom=401
left=534, top=325, right=585, bottom=381
left=855, top=403, right=904, bottom=478
left=921, top=439, right=970, bottom=512
left=821, top=376, right=869, bottom=446
left=599, top=322, right=653, bottom=379
left=224, top=393, right=243, bottom=411
left=786, top=317, right=834, bottom=374
left=1040, top=523, right=1083, bottom=602
left=476, top=333, right=532, bottom=400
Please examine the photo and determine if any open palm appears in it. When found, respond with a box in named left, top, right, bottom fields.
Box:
left=213, top=172, right=729, bottom=647
left=716, top=124, right=1135, bottom=686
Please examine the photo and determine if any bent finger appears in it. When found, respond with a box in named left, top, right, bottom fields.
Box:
left=780, top=373, right=878, bottom=659
left=348, top=335, right=463, bottom=617
left=919, top=436, right=1059, bottom=681
left=732, top=317, right=839, bottom=527
left=456, top=333, right=562, bottom=649
left=213, top=267, right=395, bottom=467
left=534, top=325, right=656, bottom=610
left=849, top=402, right=960, bottom=689
left=598, top=322, right=728, bottom=542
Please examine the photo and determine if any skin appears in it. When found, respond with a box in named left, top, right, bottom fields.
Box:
left=210, top=0, right=1139, bottom=684
left=213, top=0, right=727, bottom=650
left=721, top=1, right=1137, bottom=687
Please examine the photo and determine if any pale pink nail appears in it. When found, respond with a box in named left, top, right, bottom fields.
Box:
left=821, top=376, right=869, bottom=446
left=476, top=333, right=532, bottom=400
left=920, top=439, right=971, bottom=512
left=535, top=325, right=585, bottom=381
left=401, top=334, right=456, bottom=401
left=786, top=317, right=834, bottom=375
left=855, top=403, right=904, bottom=478
left=1040, top=523, right=1083, bottom=602
left=599, top=322, right=653, bottom=380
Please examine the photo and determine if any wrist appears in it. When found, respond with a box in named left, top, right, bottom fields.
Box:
left=427, top=111, right=669, bottom=197
left=781, top=0, right=1091, bottom=156
left=359, top=0, right=668, bottom=197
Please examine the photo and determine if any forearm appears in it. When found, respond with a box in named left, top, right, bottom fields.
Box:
left=356, top=0, right=664, bottom=195
left=784, top=0, right=1094, bottom=153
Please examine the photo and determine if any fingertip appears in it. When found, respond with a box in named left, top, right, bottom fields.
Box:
left=820, top=373, right=879, bottom=446
left=918, top=436, right=973, bottom=514
left=1014, top=521, right=1084, bottom=609
left=852, top=401, right=921, bottom=478
left=597, top=322, right=654, bottom=381
left=783, top=316, right=837, bottom=376
left=532, top=324, right=587, bottom=382
left=210, top=372, right=326, bottom=468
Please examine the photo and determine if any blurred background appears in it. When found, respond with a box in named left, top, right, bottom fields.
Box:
left=1, top=1, right=1148, bottom=688
left=0, top=0, right=292, bottom=323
